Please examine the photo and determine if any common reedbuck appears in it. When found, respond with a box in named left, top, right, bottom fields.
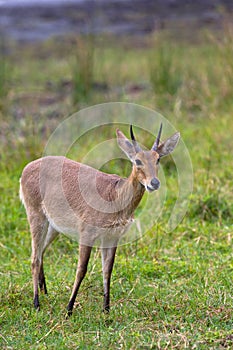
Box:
left=20, top=125, right=180, bottom=315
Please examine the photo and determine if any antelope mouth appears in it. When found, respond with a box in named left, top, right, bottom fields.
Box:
left=146, top=185, right=157, bottom=192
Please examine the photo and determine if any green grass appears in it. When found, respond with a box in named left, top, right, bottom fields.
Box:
left=0, top=36, right=10, bottom=112
left=72, top=36, right=95, bottom=106
left=0, top=26, right=233, bottom=349
left=149, top=37, right=182, bottom=96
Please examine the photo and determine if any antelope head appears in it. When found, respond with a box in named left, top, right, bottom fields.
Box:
left=117, top=124, right=180, bottom=192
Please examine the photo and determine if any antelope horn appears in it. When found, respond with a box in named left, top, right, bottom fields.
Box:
left=152, top=123, right=163, bottom=151
left=130, top=125, right=141, bottom=153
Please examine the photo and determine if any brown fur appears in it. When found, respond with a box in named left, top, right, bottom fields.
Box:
left=20, top=127, right=180, bottom=314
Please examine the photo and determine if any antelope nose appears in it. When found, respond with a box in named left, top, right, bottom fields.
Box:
left=151, top=178, right=160, bottom=190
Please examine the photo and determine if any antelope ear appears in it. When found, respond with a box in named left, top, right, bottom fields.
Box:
left=157, top=132, right=180, bottom=158
left=116, top=129, right=137, bottom=161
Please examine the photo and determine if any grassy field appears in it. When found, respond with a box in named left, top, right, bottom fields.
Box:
left=0, top=24, right=233, bottom=349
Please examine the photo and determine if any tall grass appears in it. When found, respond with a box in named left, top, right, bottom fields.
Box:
left=0, top=35, right=9, bottom=112
left=213, top=20, right=233, bottom=106
left=149, top=35, right=182, bottom=98
left=72, top=35, right=95, bottom=106
left=149, top=22, right=233, bottom=113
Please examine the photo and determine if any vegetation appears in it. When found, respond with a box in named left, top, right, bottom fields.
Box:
left=0, top=37, right=9, bottom=112
left=0, top=22, right=233, bottom=349
left=72, top=36, right=95, bottom=106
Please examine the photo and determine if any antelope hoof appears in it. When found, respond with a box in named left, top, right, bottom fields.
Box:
left=103, top=306, right=110, bottom=313
left=33, top=295, right=40, bottom=311
left=66, top=307, right=73, bottom=318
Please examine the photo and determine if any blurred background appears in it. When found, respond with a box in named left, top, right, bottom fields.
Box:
left=1, top=0, right=233, bottom=123
left=1, top=2, right=233, bottom=348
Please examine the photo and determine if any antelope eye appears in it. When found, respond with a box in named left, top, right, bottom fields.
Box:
left=156, top=158, right=160, bottom=165
left=135, top=159, right=143, bottom=166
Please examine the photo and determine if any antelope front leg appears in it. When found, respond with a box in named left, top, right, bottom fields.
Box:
left=101, top=246, right=117, bottom=312
left=67, top=244, right=92, bottom=316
